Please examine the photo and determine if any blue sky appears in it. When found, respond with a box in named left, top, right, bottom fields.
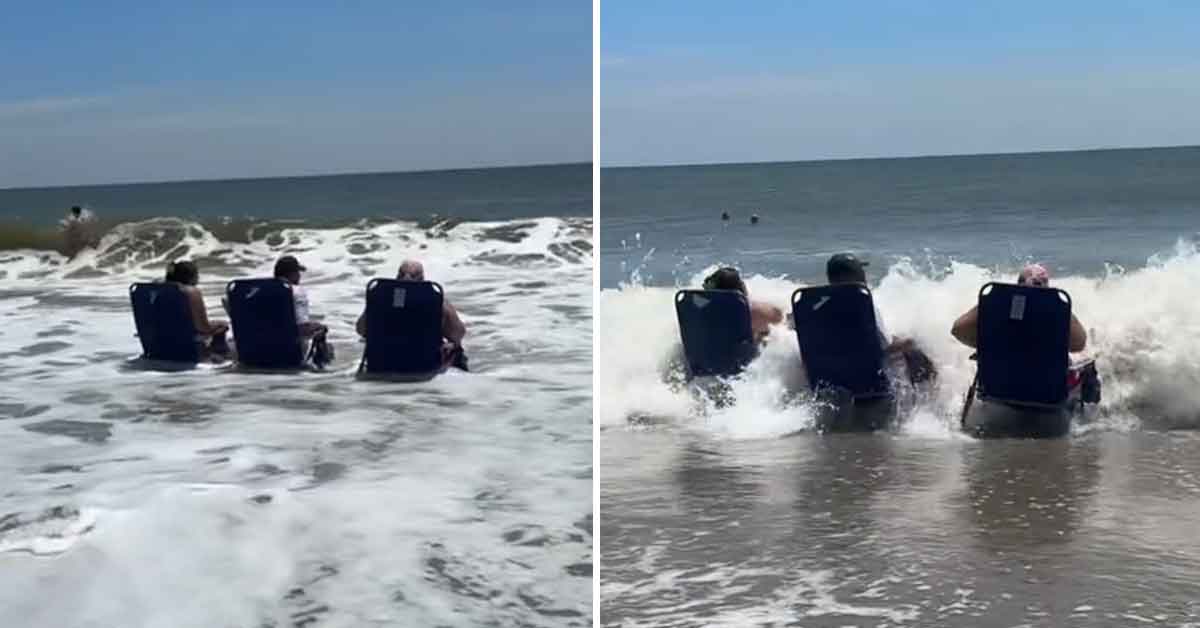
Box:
left=0, top=1, right=590, bottom=187
left=602, top=0, right=1200, bottom=166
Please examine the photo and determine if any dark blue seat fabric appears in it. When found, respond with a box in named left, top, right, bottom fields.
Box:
left=225, top=278, right=304, bottom=369
left=791, top=284, right=889, bottom=399
left=129, top=282, right=199, bottom=363
left=976, top=282, right=1072, bottom=406
left=674, top=289, right=757, bottom=377
left=361, top=279, right=445, bottom=377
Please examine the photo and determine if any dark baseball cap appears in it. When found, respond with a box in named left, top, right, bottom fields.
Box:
left=273, top=255, right=307, bottom=277
left=826, top=253, right=869, bottom=282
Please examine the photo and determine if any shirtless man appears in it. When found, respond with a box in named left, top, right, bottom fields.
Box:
left=702, top=266, right=783, bottom=342
left=951, top=263, right=1087, bottom=352
left=164, top=260, right=230, bottom=358
left=356, top=259, right=468, bottom=370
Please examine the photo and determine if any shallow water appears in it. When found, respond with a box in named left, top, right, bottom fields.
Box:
left=0, top=215, right=593, bottom=626
left=601, top=429, right=1200, bottom=627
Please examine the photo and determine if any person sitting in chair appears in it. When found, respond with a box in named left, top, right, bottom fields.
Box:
left=273, top=255, right=333, bottom=367
left=950, top=263, right=1087, bottom=352
left=702, top=266, right=783, bottom=343
left=164, top=260, right=231, bottom=359
left=825, top=253, right=937, bottom=384
left=356, top=259, right=469, bottom=370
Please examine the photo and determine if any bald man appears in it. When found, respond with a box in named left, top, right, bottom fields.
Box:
left=357, top=260, right=468, bottom=369
left=951, top=263, right=1087, bottom=352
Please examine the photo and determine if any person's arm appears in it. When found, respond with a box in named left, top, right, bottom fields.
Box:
left=884, top=337, right=915, bottom=354
left=443, top=302, right=466, bottom=345
left=1069, top=314, right=1087, bottom=352
left=749, top=302, right=783, bottom=341
left=765, top=304, right=784, bottom=326
left=951, top=305, right=979, bottom=348
left=355, top=311, right=367, bottom=338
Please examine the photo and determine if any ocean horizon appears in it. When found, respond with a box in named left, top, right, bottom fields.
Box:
left=601, top=143, right=1200, bottom=170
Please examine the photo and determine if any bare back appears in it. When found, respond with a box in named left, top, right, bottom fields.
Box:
left=177, top=284, right=224, bottom=337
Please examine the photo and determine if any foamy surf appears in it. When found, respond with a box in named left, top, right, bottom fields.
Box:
left=598, top=238, right=1200, bottom=437
left=0, top=216, right=592, bottom=626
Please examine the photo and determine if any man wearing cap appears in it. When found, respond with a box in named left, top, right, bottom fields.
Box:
left=951, top=263, right=1087, bottom=351
left=826, top=254, right=901, bottom=352
left=826, top=253, right=937, bottom=383
left=274, top=255, right=333, bottom=365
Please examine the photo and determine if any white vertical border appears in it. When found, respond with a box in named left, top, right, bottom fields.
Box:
left=591, top=0, right=601, bottom=625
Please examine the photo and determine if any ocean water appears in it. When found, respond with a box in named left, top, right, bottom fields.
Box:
left=599, top=147, right=1200, bottom=626
left=0, top=166, right=593, bottom=627
left=1, top=164, right=590, bottom=226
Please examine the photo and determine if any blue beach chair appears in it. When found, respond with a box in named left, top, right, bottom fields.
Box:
left=129, top=282, right=200, bottom=363
left=359, top=279, right=447, bottom=380
left=674, top=289, right=757, bottom=378
left=974, top=282, right=1072, bottom=408
left=959, top=282, right=1087, bottom=437
left=225, top=278, right=305, bottom=370
left=791, top=283, right=890, bottom=400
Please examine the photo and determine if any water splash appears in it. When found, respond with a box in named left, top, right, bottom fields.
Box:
left=600, top=238, right=1200, bottom=436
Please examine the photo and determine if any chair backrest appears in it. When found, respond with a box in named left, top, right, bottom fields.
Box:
left=129, top=282, right=200, bottom=363
left=674, top=289, right=757, bottom=377
left=791, top=283, right=889, bottom=398
left=976, top=282, right=1072, bottom=406
left=361, top=279, right=446, bottom=376
left=225, top=278, right=304, bottom=369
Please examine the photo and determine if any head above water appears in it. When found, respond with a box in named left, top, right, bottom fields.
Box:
left=273, top=255, right=307, bottom=283
left=70, top=206, right=82, bottom=217
left=397, top=259, right=425, bottom=281
left=702, top=267, right=747, bottom=294
left=826, top=253, right=869, bottom=284
left=1017, top=263, right=1050, bottom=287
left=165, top=260, right=198, bottom=286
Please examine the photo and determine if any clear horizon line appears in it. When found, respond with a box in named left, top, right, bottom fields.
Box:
left=0, top=160, right=593, bottom=193
left=600, top=143, right=1200, bottom=170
